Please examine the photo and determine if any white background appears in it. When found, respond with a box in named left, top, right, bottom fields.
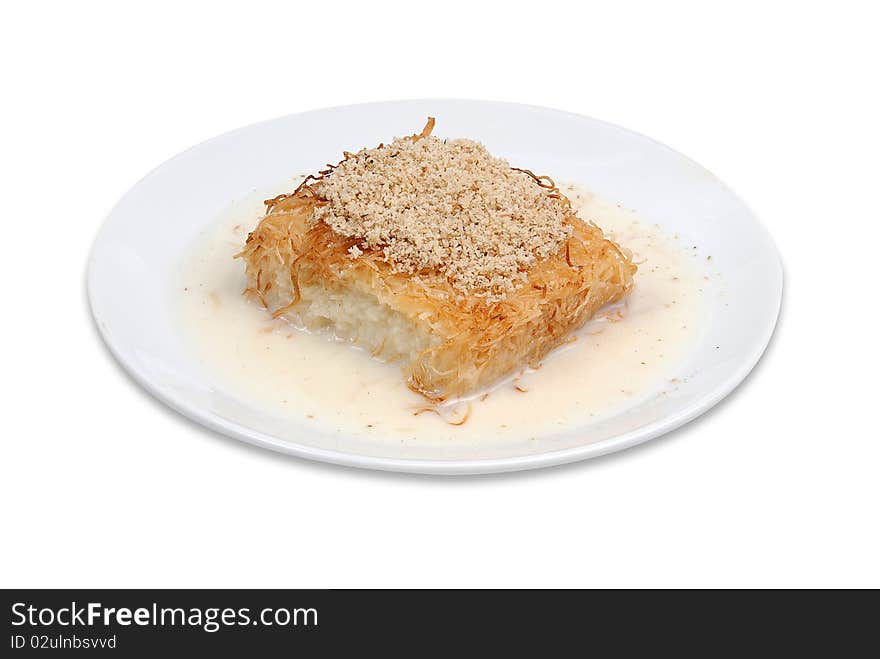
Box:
left=2, top=1, right=877, bottom=588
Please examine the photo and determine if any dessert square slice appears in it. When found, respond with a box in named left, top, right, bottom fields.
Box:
left=237, top=119, right=635, bottom=401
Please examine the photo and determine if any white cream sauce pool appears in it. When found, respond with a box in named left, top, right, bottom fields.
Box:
left=173, top=184, right=707, bottom=447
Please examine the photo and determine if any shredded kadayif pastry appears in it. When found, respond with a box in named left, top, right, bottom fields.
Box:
left=237, top=119, right=636, bottom=401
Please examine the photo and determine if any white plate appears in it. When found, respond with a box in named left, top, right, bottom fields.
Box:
left=88, top=100, right=782, bottom=474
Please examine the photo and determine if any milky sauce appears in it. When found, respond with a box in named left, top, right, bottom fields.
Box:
left=174, top=184, right=706, bottom=449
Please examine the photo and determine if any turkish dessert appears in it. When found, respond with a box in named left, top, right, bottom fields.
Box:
left=236, top=119, right=636, bottom=400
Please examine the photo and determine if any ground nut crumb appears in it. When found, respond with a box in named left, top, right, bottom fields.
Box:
left=312, top=132, right=573, bottom=301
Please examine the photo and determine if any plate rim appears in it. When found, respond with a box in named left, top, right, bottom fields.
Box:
left=87, top=98, right=784, bottom=475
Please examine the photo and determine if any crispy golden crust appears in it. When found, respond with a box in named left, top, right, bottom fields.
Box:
left=236, top=122, right=637, bottom=401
